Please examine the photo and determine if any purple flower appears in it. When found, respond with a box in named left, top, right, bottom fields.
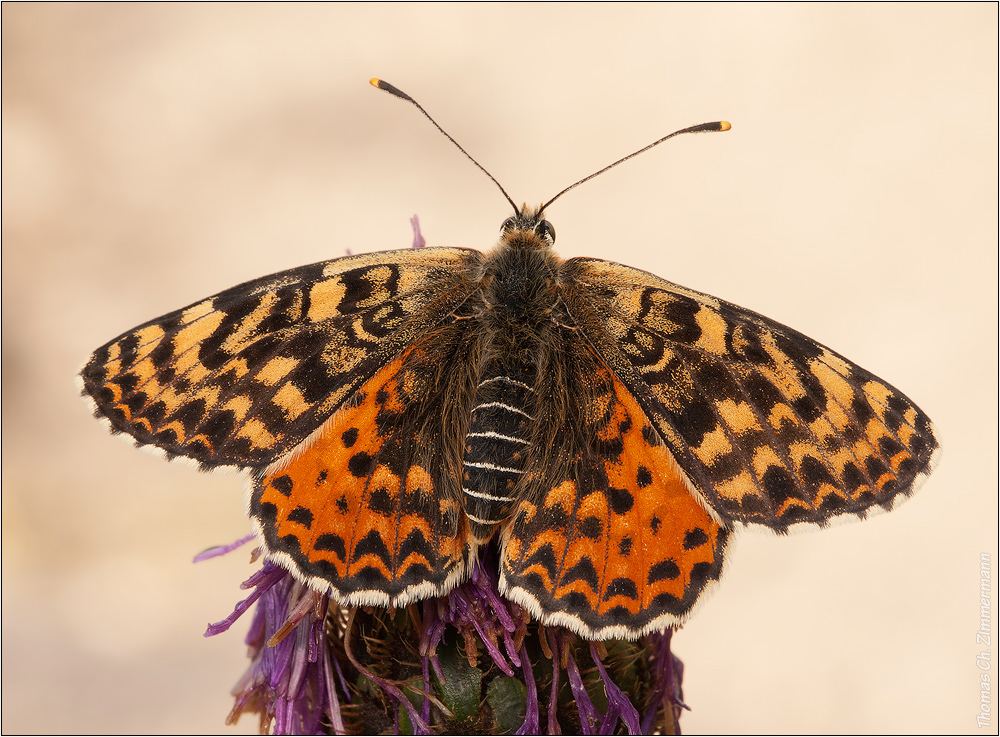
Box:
left=201, top=538, right=686, bottom=735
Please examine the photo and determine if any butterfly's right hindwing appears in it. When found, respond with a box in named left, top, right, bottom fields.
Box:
left=500, top=332, right=729, bottom=639
left=81, top=248, right=484, bottom=469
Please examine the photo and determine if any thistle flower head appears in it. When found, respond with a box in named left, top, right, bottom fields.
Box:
left=202, top=538, right=685, bottom=735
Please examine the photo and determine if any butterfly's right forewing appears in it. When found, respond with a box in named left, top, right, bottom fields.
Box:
left=81, top=248, right=484, bottom=470
left=560, top=257, right=939, bottom=532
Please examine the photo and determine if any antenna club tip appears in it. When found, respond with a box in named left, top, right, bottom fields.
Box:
left=370, top=78, right=411, bottom=102
left=719, top=121, right=732, bottom=131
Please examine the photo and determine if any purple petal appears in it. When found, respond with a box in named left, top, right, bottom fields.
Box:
left=192, top=532, right=256, bottom=562
left=547, top=630, right=562, bottom=736
left=515, top=644, right=540, bottom=736
left=319, top=634, right=345, bottom=733
left=590, top=642, right=641, bottom=735
left=204, top=567, right=283, bottom=637
left=565, top=650, right=598, bottom=735
left=410, top=214, right=426, bottom=248
left=420, top=649, right=432, bottom=726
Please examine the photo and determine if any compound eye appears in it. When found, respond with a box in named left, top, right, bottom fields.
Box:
left=500, top=217, right=517, bottom=233
left=536, top=220, right=556, bottom=243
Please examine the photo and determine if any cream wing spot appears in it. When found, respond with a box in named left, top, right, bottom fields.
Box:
left=257, top=356, right=301, bottom=386
left=272, top=383, right=309, bottom=421
left=180, top=299, right=216, bottom=324
left=693, top=304, right=730, bottom=354
left=716, top=398, right=762, bottom=434
left=173, top=311, right=226, bottom=356
left=307, top=276, right=348, bottom=322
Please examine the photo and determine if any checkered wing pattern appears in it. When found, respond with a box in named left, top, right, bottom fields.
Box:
left=81, top=248, right=483, bottom=470
left=559, top=257, right=940, bottom=532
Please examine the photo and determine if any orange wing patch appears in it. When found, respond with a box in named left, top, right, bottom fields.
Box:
left=501, top=359, right=729, bottom=639
left=251, top=348, right=471, bottom=606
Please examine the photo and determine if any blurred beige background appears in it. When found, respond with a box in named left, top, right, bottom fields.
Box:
left=3, top=4, right=996, bottom=734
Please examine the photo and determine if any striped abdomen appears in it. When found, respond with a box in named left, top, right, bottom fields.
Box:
left=462, top=367, right=534, bottom=540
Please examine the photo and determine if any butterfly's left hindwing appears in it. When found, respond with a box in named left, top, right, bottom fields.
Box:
left=81, top=248, right=483, bottom=469
left=253, top=309, right=488, bottom=606
left=560, top=257, right=939, bottom=532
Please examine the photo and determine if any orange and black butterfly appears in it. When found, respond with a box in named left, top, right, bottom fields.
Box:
left=80, top=80, right=939, bottom=640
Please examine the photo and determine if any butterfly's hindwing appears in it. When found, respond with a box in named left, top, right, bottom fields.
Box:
left=500, top=335, right=729, bottom=639
left=252, top=306, right=488, bottom=605
left=81, top=248, right=483, bottom=469
left=560, top=257, right=940, bottom=531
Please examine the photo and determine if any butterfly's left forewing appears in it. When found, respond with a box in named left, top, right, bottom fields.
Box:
left=81, top=248, right=484, bottom=470
left=559, top=257, right=939, bottom=533
left=83, top=246, right=490, bottom=603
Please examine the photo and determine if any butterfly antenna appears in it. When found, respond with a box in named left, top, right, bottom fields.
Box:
left=371, top=79, right=520, bottom=214
left=540, top=120, right=731, bottom=213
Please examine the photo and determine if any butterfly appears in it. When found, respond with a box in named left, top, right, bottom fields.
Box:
left=80, top=80, right=939, bottom=640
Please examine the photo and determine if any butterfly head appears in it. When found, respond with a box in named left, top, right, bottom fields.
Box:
left=499, top=205, right=556, bottom=250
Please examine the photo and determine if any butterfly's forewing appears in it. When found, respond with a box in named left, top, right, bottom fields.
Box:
left=500, top=336, right=729, bottom=639
left=253, top=311, right=488, bottom=606
left=559, top=258, right=940, bottom=532
left=81, top=248, right=483, bottom=470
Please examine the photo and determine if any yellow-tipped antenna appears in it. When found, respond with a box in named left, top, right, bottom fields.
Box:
left=371, top=78, right=730, bottom=217
left=540, top=120, right=731, bottom=213
left=371, top=79, right=519, bottom=213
